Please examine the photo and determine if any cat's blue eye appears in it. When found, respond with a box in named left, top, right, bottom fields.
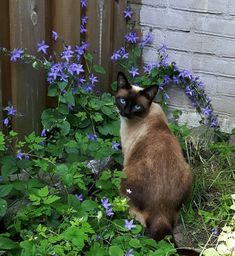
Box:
left=119, top=98, right=126, bottom=105
left=134, top=104, right=142, bottom=111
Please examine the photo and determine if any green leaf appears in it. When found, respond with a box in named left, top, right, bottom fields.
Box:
left=0, top=184, right=13, bottom=197
left=58, top=104, right=69, bottom=115
left=0, top=237, right=19, bottom=250
left=0, top=199, right=7, bottom=217
left=9, top=130, right=18, bottom=137
left=84, top=53, right=93, bottom=63
left=81, top=200, right=98, bottom=212
left=58, top=82, right=67, bottom=91
left=129, top=238, right=141, bottom=248
left=60, top=91, right=75, bottom=106
left=1, top=156, right=18, bottom=178
left=59, top=120, right=71, bottom=136
left=94, top=65, right=106, bottom=74
left=109, top=246, right=124, bottom=256
left=43, top=195, right=60, bottom=205
left=203, top=248, right=220, bottom=256
left=48, top=86, right=59, bottom=97
left=38, top=186, right=49, bottom=198
left=98, top=120, right=120, bottom=136
left=87, top=242, right=107, bottom=256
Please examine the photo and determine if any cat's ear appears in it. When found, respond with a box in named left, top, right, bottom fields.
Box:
left=117, top=72, right=131, bottom=90
left=140, top=85, right=159, bottom=102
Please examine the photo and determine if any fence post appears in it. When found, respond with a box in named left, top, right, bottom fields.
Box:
left=9, top=0, right=47, bottom=136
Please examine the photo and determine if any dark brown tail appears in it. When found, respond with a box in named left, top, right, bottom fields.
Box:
left=176, top=248, right=200, bottom=256
left=145, top=214, right=172, bottom=241
left=146, top=215, right=200, bottom=256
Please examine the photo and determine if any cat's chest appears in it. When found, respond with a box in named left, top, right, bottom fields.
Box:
left=120, top=117, right=147, bottom=159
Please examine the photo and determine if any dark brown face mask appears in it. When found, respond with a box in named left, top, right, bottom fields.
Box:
left=115, top=72, right=159, bottom=119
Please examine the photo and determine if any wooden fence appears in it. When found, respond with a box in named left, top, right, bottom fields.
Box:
left=0, top=0, right=127, bottom=136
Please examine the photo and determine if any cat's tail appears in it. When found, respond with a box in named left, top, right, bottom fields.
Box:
left=146, top=214, right=200, bottom=256
left=145, top=214, right=173, bottom=242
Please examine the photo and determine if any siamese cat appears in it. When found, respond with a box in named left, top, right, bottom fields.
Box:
left=115, top=72, right=199, bottom=256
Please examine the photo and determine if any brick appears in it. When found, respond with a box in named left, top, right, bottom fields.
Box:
left=168, top=50, right=193, bottom=70
left=140, top=6, right=192, bottom=31
left=193, top=15, right=235, bottom=38
left=217, top=77, right=235, bottom=96
left=141, top=0, right=167, bottom=8
left=228, top=0, right=235, bottom=15
left=192, top=54, right=235, bottom=78
left=151, top=29, right=235, bottom=58
left=169, top=0, right=227, bottom=14
left=211, top=97, right=235, bottom=116
left=140, top=6, right=235, bottom=38
left=196, top=73, right=217, bottom=95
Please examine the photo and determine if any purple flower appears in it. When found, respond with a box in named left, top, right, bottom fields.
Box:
left=3, top=118, right=9, bottom=126
left=179, top=70, right=192, bottom=80
left=159, top=44, right=167, bottom=56
left=124, top=219, right=136, bottom=231
left=111, top=50, right=121, bottom=61
left=48, top=63, right=63, bottom=82
left=101, top=198, right=111, bottom=209
left=96, top=235, right=101, bottom=241
left=5, top=106, right=16, bottom=116
left=106, top=207, right=114, bottom=216
left=81, top=41, right=89, bottom=50
left=120, top=47, right=129, bottom=59
left=89, top=74, right=98, bottom=85
left=197, top=81, right=205, bottom=90
left=173, top=76, right=180, bottom=85
left=16, top=150, right=23, bottom=160
left=112, top=142, right=120, bottom=151
left=143, top=63, right=158, bottom=74
left=81, top=16, right=88, bottom=25
left=67, top=104, right=73, bottom=110
left=163, top=75, right=171, bottom=85
left=80, top=25, right=87, bottom=34
left=87, top=134, right=98, bottom=141
left=202, top=106, right=212, bottom=117
left=139, top=32, right=154, bottom=48
left=125, top=249, right=134, bottom=256
left=68, top=63, right=84, bottom=75
left=129, top=67, right=139, bottom=78
left=164, top=93, right=170, bottom=100
left=125, top=32, right=138, bottom=44
left=41, top=129, right=47, bottom=137
left=61, top=46, right=74, bottom=62
left=212, top=227, right=219, bottom=236
left=210, top=117, right=218, bottom=128
left=75, top=194, right=84, bottom=202
left=37, top=40, right=49, bottom=54
left=124, top=6, right=133, bottom=19
left=10, top=48, right=24, bottom=62
left=25, top=155, right=30, bottom=160
left=79, top=76, right=86, bottom=85
left=185, top=86, right=194, bottom=97
left=101, top=198, right=114, bottom=217
left=52, top=31, right=58, bottom=41
left=160, top=55, right=170, bottom=67
left=81, top=0, right=88, bottom=8
left=85, top=85, right=94, bottom=93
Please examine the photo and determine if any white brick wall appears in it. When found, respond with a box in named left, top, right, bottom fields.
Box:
left=133, top=0, right=235, bottom=132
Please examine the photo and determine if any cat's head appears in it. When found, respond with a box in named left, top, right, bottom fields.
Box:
left=115, top=72, right=159, bottom=118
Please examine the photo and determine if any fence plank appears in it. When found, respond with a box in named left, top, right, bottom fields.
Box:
left=0, top=0, right=11, bottom=131
left=9, top=0, right=47, bottom=135
left=111, top=0, right=127, bottom=83
left=51, top=0, right=81, bottom=48
left=86, top=1, right=115, bottom=92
